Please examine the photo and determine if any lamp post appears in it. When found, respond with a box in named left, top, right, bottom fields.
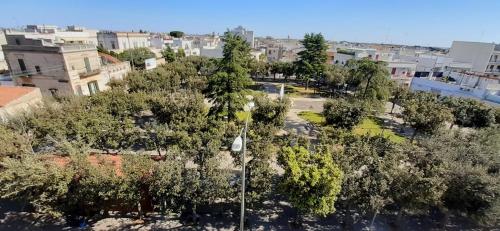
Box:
left=232, top=100, right=254, bottom=231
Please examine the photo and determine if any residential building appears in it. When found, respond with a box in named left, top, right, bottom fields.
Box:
left=410, top=74, right=500, bottom=107
left=266, top=46, right=284, bottom=62
left=10, top=25, right=99, bottom=45
left=2, top=34, right=130, bottom=96
left=231, top=26, right=254, bottom=48
left=0, top=86, right=42, bottom=121
left=97, top=31, right=150, bottom=52
left=170, top=38, right=200, bottom=56
left=448, top=41, right=500, bottom=77
left=0, top=31, right=7, bottom=71
left=387, top=61, right=417, bottom=86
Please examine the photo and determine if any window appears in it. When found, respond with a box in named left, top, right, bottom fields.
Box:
left=15, top=38, right=21, bottom=45
left=391, top=68, right=397, bottom=75
left=111, top=41, right=116, bottom=49
left=18, top=59, right=27, bottom=72
left=87, top=81, right=99, bottom=95
left=35, top=65, right=41, bottom=74
left=49, top=88, right=58, bottom=97
left=84, top=57, right=91, bottom=72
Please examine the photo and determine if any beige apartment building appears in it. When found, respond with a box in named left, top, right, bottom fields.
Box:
left=2, top=34, right=130, bottom=96
left=97, top=31, right=150, bottom=52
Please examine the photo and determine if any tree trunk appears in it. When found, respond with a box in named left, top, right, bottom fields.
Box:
left=439, top=208, right=449, bottom=229
left=411, top=129, right=418, bottom=142
left=137, top=201, right=143, bottom=220
left=369, top=210, right=378, bottom=231
left=363, top=74, right=373, bottom=98
left=305, top=79, right=310, bottom=90
left=390, top=101, right=396, bottom=114
left=395, top=208, right=404, bottom=228
left=274, top=73, right=276, bottom=80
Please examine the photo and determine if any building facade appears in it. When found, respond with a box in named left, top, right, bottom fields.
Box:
left=97, top=31, right=150, bottom=52
left=448, top=41, right=500, bottom=77
left=231, top=26, right=254, bottom=48
left=2, top=34, right=130, bottom=96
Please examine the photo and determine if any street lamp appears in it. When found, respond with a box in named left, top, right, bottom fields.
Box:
left=232, top=99, right=254, bottom=231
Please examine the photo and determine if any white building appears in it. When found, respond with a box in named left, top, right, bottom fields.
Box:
left=18, top=25, right=99, bottom=45
left=170, top=38, right=200, bottom=56
left=231, top=26, right=254, bottom=48
left=0, top=31, right=8, bottom=71
left=410, top=75, right=500, bottom=107
left=448, top=41, right=500, bottom=77
left=97, top=31, right=150, bottom=52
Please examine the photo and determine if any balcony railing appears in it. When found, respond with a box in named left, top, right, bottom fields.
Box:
left=79, top=69, right=101, bottom=78
left=60, top=44, right=97, bottom=52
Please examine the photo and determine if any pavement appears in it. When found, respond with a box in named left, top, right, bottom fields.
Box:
left=258, top=81, right=325, bottom=139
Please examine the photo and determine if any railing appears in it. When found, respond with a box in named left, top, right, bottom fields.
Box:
left=79, top=69, right=101, bottom=78
left=60, top=44, right=97, bottom=52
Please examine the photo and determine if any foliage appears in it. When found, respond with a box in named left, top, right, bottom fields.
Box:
left=161, top=46, right=176, bottom=62
left=0, top=155, right=74, bottom=217
left=117, top=48, right=155, bottom=69
left=177, top=48, right=186, bottom=58
left=248, top=59, right=269, bottom=78
left=324, top=65, right=348, bottom=94
left=251, top=95, right=290, bottom=127
left=169, top=31, right=184, bottom=38
left=323, top=98, right=366, bottom=129
left=401, top=92, right=453, bottom=137
left=347, top=59, right=392, bottom=102
left=419, top=128, right=500, bottom=226
left=441, top=96, right=496, bottom=128
left=279, top=145, right=343, bottom=217
left=294, top=33, right=328, bottom=89
left=0, top=124, right=32, bottom=159
left=205, top=32, right=253, bottom=121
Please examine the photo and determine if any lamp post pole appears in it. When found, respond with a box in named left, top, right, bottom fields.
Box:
left=232, top=100, right=254, bottom=231
left=240, top=114, right=249, bottom=231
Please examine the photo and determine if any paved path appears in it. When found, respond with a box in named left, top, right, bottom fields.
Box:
left=258, top=82, right=325, bottom=139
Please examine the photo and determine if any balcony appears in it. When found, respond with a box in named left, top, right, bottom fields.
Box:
left=60, top=44, right=97, bottom=52
left=79, top=69, right=101, bottom=79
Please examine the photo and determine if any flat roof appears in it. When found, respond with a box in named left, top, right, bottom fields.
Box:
left=0, top=86, right=38, bottom=107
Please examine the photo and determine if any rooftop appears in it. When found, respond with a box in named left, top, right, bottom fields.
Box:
left=0, top=86, right=38, bottom=107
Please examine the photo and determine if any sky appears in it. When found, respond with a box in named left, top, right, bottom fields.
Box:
left=1, top=0, right=499, bottom=47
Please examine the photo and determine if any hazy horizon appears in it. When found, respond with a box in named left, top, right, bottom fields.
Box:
left=1, top=0, right=499, bottom=47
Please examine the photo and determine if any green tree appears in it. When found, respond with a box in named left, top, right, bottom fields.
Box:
left=324, top=65, right=348, bottom=96
left=401, top=92, right=453, bottom=139
left=323, top=98, right=366, bottom=129
left=390, top=85, right=409, bottom=114
left=347, top=59, right=392, bottom=101
left=0, top=124, right=32, bottom=159
left=0, top=155, right=74, bottom=217
left=177, top=48, right=186, bottom=58
left=295, top=33, right=328, bottom=89
left=441, top=96, right=496, bottom=128
left=118, top=47, right=155, bottom=69
left=161, top=46, right=176, bottom=62
left=169, top=31, right=184, bottom=38
left=251, top=95, right=290, bottom=128
left=337, top=135, right=402, bottom=228
left=279, top=145, right=343, bottom=223
left=205, top=32, right=253, bottom=121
